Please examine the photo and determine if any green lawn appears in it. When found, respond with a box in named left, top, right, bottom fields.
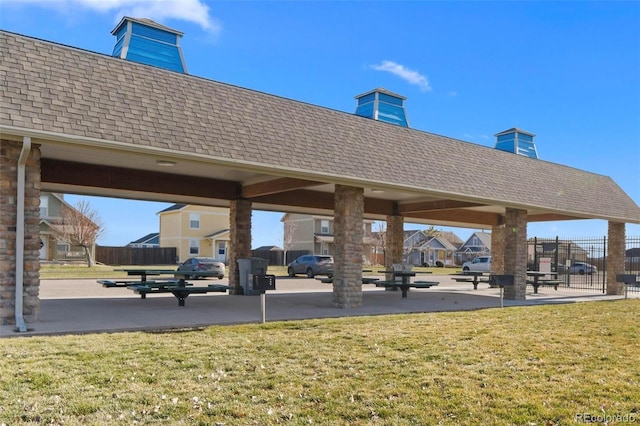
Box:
left=1, top=300, right=639, bottom=425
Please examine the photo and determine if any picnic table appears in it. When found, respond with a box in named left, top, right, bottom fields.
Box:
left=100, top=269, right=230, bottom=306
left=115, top=268, right=178, bottom=282
left=451, top=271, right=490, bottom=290
left=98, top=269, right=180, bottom=288
left=526, top=271, right=562, bottom=294
left=316, top=270, right=377, bottom=285
left=376, top=270, right=438, bottom=298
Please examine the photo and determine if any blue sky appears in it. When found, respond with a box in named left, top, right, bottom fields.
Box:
left=2, top=0, right=639, bottom=247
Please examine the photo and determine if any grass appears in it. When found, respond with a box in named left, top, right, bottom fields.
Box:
left=1, top=300, right=639, bottom=425
left=39, top=264, right=457, bottom=280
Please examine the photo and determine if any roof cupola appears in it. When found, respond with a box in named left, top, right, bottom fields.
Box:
left=494, top=128, right=538, bottom=159
left=111, top=16, right=188, bottom=73
left=354, top=88, right=409, bottom=127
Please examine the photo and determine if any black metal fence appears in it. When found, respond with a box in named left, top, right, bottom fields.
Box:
left=528, top=235, right=640, bottom=294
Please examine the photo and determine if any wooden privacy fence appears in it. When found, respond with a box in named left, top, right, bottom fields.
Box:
left=96, top=246, right=177, bottom=266
left=250, top=249, right=311, bottom=265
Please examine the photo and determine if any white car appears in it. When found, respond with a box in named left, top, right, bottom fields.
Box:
left=462, top=256, right=492, bottom=272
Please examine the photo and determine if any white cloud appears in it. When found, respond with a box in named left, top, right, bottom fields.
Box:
left=5, top=0, right=221, bottom=35
left=370, top=60, right=432, bottom=92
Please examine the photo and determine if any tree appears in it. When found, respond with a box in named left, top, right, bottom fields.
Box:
left=371, top=221, right=387, bottom=266
left=424, top=225, right=441, bottom=238
left=282, top=215, right=299, bottom=265
left=51, top=199, right=104, bottom=267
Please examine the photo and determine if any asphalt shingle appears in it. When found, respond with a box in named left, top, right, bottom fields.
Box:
left=1, top=31, right=639, bottom=223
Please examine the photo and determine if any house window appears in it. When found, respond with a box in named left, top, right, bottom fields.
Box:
left=189, top=239, right=199, bottom=255
left=321, top=242, right=329, bottom=255
left=189, top=213, right=200, bottom=229
left=39, top=196, right=48, bottom=217
left=320, top=220, right=329, bottom=234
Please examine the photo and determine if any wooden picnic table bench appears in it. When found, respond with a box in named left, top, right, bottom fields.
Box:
left=97, top=279, right=179, bottom=288
left=374, top=280, right=439, bottom=298
left=128, top=283, right=230, bottom=306
left=451, top=275, right=490, bottom=290
left=316, top=277, right=381, bottom=285
left=527, top=279, right=563, bottom=294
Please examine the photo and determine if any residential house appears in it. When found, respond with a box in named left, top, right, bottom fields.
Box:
left=403, top=230, right=431, bottom=265
left=38, top=192, right=96, bottom=261
left=403, top=230, right=461, bottom=266
left=527, top=238, right=591, bottom=269
left=456, top=232, right=492, bottom=264
left=282, top=213, right=376, bottom=263
left=370, top=228, right=463, bottom=266
left=127, top=233, right=160, bottom=248
left=437, top=231, right=465, bottom=251
left=158, top=204, right=230, bottom=263
left=418, top=236, right=459, bottom=266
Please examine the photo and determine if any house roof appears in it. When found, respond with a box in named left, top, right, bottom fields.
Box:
left=419, top=236, right=459, bottom=252
left=128, top=232, right=159, bottom=245
left=437, top=231, right=464, bottom=248
left=254, top=245, right=283, bottom=251
left=2, top=31, right=639, bottom=228
left=157, top=204, right=187, bottom=214
left=205, top=229, right=230, bottom=239
left=464, top=232, right=492, bottom=248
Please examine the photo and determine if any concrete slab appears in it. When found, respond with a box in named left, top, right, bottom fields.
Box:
left=1, top=275, right=631, bottom=337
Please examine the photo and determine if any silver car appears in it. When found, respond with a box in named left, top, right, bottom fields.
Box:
left=287, top=255, right=334, bottom=278
left=177, top=257, right=225, bottom=279
left=568, top=262, right=597, bottom=275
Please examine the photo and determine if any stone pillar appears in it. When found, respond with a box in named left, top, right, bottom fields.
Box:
left=606, top=222, right=625, bottom=295
left=385, top=215, right=404, bottom=271
left=228, top=198, right=252, bottom=295
left=332, top=185, right=364, bottom=308
left=503, top=208, right=528, bottom=300
left=491, top=220, right=506, bottom=274
left=0, top=139, right=41, bottom=325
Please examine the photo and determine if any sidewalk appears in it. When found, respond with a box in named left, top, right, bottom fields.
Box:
left=1, top=276, right=628, bottom=337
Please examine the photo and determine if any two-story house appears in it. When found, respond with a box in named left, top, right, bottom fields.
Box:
left=456, top=231, right=492, bottom=264
left=158, top=204, right=230, bottom=263
left=39, top=192, right=96, bottom=261
left=281, top=213, right=376, bottom=262
left=401, top=230, right=461, bottom=266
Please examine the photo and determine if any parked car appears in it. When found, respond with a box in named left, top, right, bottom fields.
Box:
left=287, top=255, right=334, bottom=278
left=568, top=262, right=597, bottom=275
left=177, top=257, right=225, bottom=279
left=462, top=256, right=492, bottom=272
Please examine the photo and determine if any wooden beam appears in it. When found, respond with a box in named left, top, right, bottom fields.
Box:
left=41, top=159, right=240, bottom=200
left=242, top=178, right=324, bottom=198
left=528, top=213, right=585, bottom=222
left=398, top=200, right=485, bottom=214
left=364, top=198, right=396, bottom=216
left=249, top=189, right=335, bottom=210
left=409, top=209, right=501, bottom=226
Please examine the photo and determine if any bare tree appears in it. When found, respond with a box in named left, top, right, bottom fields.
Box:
left=282, top=215, right=298, bottom=265
left=371, top=221, right=387, bottom=266
left=51, top=199, right=104, bottom=267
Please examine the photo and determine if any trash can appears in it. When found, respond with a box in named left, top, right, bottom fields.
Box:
left=237, top=257, right=269, bottom=295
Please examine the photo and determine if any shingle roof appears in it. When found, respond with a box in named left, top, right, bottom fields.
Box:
left=2, top=31, right=639, bottom=224
left=128, top=232, right=159, bottom=245
left=157, top=204, right=186, bottom=214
